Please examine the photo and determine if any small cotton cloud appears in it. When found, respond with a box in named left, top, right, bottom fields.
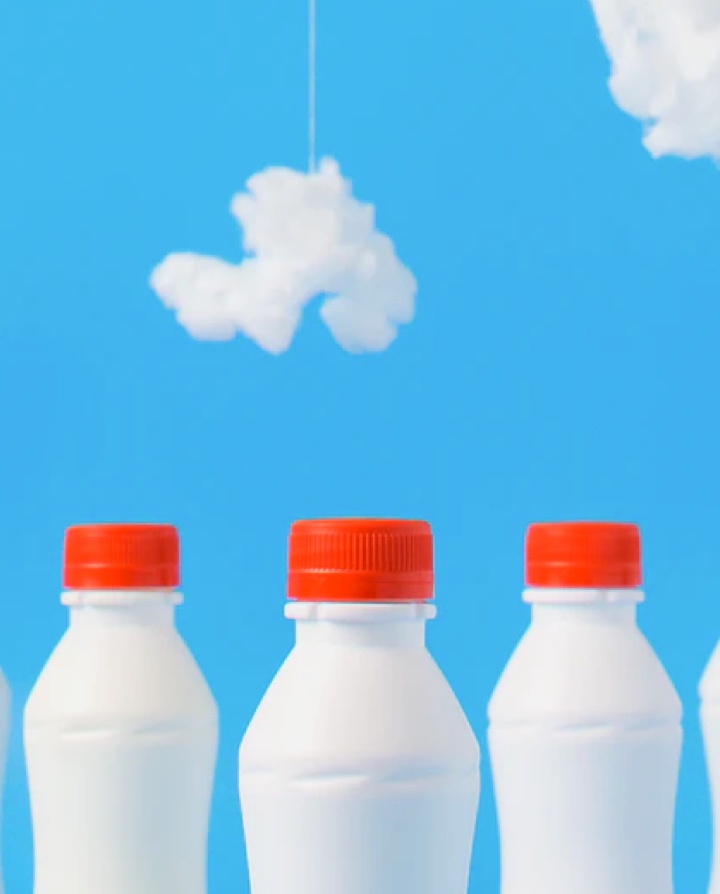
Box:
left=589, top=0, right=720, bottom=160
left=150, top=158, right=417, bottom=354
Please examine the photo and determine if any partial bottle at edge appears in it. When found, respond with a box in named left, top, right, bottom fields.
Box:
left=488, top=522, right=682, bottom=894
left=700, top=598, right=720, bottom=892
left=239, top=518, right=480, bottom=894
left=24, top=524, right=218, bottom=894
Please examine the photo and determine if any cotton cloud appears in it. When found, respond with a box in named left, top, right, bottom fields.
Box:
left=589, top=0, right=720, bottom=160
left=150, top=159, right=417, bottom=354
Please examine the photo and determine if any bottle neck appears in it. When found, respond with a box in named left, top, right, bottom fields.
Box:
left=285, top=601, right=436, bottom=648
left=63, top=589, right=181, bottom=629
left=524, top=588, right=642, bottom=627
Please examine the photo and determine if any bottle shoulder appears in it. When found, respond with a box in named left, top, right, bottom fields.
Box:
left=24, top=624, right=217, bottom=727
left=700, top=639, right=720, bottom=701
left=488, top=620, right=681, bottom=725
left=240, top=643, right=479, bottom=771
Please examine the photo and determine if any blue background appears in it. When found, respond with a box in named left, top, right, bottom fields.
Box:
left=0, top=0, right=717, bottom=889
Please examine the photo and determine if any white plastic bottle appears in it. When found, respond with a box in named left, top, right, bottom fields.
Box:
left=24, top=524, right=218, bottom=894
left=239, top=518, right=480, bottom=894
left=488, top=522, right=682, bottom=894
left=700, top=615, right=720, bottom=892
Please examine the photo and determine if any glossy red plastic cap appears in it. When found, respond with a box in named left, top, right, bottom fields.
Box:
left=525, top=522, right=642, bottom=589
left=287, top=518, right=434, bottom=602
left=63, top=524, right=180, bottom=590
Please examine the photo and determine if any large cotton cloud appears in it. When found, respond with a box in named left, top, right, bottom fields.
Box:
left=589, top=0, right=720, bottom=160
left=150, top=159, right=417, bottom=354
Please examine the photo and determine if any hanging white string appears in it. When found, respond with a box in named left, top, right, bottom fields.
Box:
left=308, top=0, right=316, bottom=171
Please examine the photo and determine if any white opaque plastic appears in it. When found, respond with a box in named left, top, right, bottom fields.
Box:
left=700, top=639, right=720, bottom=892
left=239, top=601, right=480, bottom=894
left=488, top=590, right=682, bottom=894
left=24, top=591, right=218, bottom=894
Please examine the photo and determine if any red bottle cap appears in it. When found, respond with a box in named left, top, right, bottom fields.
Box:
left=525, top=521, right=642, bottom=589
left=287, top=518, right=434, bottom=602
left=64, top=524, right=180, bottom=590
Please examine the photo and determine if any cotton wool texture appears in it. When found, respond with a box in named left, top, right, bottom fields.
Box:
left=590, top=0, right=720, bottom=160
left=150, top=159, right=417, bottom=354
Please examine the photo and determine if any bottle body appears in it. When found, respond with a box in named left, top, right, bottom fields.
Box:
left=488, top=593, right=682, bottom=894
left=700, top=640, right=720, bottom=893
left=239, top=602, right=480, bottom=894
left=24, top=594, right=219, bottom=894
